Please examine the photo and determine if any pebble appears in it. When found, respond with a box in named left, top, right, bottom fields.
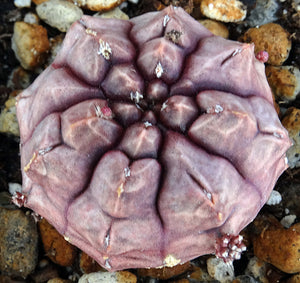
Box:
left=252, top=216, right=300, bottom=273
left=200, top=0, right=247, bottom=22
left=0, top=208, right=38, bottom=278
left=8, top=182, right=22, bottom=196
left=266, top=65, right=300, bottom=101
left=280, top=214, right=297, bottom=228
left=245, top=0, right=279, bottom=27
left=282, top=107, right=300, bottom=168
left=206, top=257, right=235, bottom=283
left=78, top=271, right=137, bottom=283
left=245, top=256, right=268, bottom=283
left=240, top=23, right=291, bottom=65
left=11, top=21, right=50, bottom=70
left=79, top=252, right=104, bottom=274
left=0, top=92, right=20, bottom=136
left=266, top=190, right=282, bottom=205
left=24, top=12, right=40, bottom=24
left=38, top=218, right=77, bottom=267
left=137, top=261, right=190, bottom=280
left=14, top=0, right=31, bottom=8
left=69, top=0, right=125, bottom=12
left=198, top=19, right=229, bottom=38
left=36, top=0, right=83, bottom=32
left=94, top=7, right=129, bottom=20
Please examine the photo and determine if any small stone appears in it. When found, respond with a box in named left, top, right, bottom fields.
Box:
left=253, top=217, right=300, bottom=273
left=206, top=257, right=235, bottom=283
left=78, top=271, right=137, bottom=283
left=70, top=0, right=126, bottom=12
left=8, top=182, right=22, bottom=196
left=245, top=0, right=279, bottom=27
left=200, top=0, right=247, bottom=22
left=245, top=256, right=268, bottom=283
left=11, top=21, right=50, bottom=70
left=79, top=252, right=104, bottom=274
left=36, top=0, right=83, bottom=32
left=240, top=23, right=291, bottom=66
left=198, top=19, right=229, bottom=38
left=0, top=93, right=20, bottom=136
left=14, top=0, right=31, bottom=8
left=137, top=261, right=190, bottom=280
left=24, top=12, right=40, bottom=24
left=266, top=190, right=282, bottom=205
left=282, top=107, right=300, bottom=168
left=0, top=208, right=38, bottom=278
left=94, top=7, right=129, bottom=20
left=38, top=218, right=77, bottom=267
left=266, top=65, right=300, bottom=101
left=280, top=214, right=297, bottom=228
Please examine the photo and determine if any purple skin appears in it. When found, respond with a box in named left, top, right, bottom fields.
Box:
left=16, top=6, right=291, bottom=271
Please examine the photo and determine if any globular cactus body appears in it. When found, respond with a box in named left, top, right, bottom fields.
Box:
left=16, top=6, right=291, bottom=271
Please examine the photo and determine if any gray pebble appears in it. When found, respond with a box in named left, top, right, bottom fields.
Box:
left=280, top=214, right=297, bottom=228
left=245, top=257, right=268, bottom=283
left=0, top=208, right=38, bottom=278
left=206, top=257, right=234, bottom=283
left=245, top=0, right=279, bottom=27
left=266, top=190, right=282, bottom=205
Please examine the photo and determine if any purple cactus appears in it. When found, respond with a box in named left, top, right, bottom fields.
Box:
left=16, top=6, right=291, bottom=271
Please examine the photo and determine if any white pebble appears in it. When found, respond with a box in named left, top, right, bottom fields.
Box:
left=201, top=0, right=247, bottom=23
left=280, top=214, right=297, bottom=228
left=8, top=183, right=22, bottom=196
left=207, top=257, right=234, bottom=283
left=14, top=0, right=31, bottom=8
left=94, top=7, right=129, bottom=20
left=36, top=0, right=83, bottom=32
left=24, top=12, right=39, bottom=24
left=266, top=190, right=282, bottom=205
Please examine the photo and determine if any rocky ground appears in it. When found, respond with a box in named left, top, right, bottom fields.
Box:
left=0, top=0, right=299, bottom=282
